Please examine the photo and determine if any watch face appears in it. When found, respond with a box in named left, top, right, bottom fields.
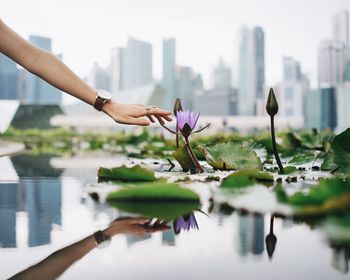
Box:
left=97, top=89, right=112, bottom=100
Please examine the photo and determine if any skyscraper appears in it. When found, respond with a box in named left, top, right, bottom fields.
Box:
left=24, top=35, right=62, bottom=104
left=279, top=57, right=309, bottom=119
left=212, top=57, right=231, bottom=90
left=318, top=40, right=348, bottom=87
left=110, top=37, right=153, bottom=93
left=333, top=10, right=349, bottom=44
left=87, top=62, right=110, bottom=91
left=162, top=38, right=176, bottom=110
left=237, top=26, right=265, bottom=116
left=0, top=54, right=18, bottom=100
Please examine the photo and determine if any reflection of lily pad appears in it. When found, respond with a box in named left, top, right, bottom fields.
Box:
left=323, top=213, right=350, bottom=244
left=221, top=169, right=273, bottom=188
left=107, top=183, right=200, bottom=202
left=98, top=165, right=156, bottom=182
left=109, top=201, right=199, bottom=220
left=321, top=128, right=350, bottom=172
left=172, top=146, right=196, bottom=171
left=198, top=142, right=262, bottom=170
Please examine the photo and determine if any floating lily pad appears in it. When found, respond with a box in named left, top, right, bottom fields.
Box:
left=221, top=169, right=274, bottom=188
left=288, top=152, right=315, bottom=165
left=276, top=177, right=350, bottom=216
left=107, top=182, right=200, bottom=202
left=98, top=165, right=156, bottom=182
left=279, top=166, right=298, bottom=175
left=172, top=146, right=196, bottom=171
left=198, top=142, right=262, bottom=170
left=108, top=201, right=199, bottom=220
left=321, top=128, right=350, bottom=172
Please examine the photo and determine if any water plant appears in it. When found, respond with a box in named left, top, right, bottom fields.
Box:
left=266, top=88, right=284, bottom=173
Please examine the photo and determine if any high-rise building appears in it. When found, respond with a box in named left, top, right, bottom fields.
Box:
left=175, top=66, right=202, bottom=111
left=237, top=26, right=265, bottom=116
left=212, top=57, right=231, bottom=90
left=0, top=54, right=18, bottom=100
left=336, top=86, right=350, bottom=132
left=162, top=38, right=176, bottom=110
left=318, top=40, right=348, bottom=88
left=279, top=57, right=309, bottom=120
left=110, top=37, right=153, bottom=93
left=333, top=10, right=349, bottom=44
left=24, top=35, right=62, bottom=105
left=87, top=62, right=110, bottom=91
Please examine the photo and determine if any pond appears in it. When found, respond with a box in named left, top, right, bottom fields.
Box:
left=0, top=153, right=349, bottom=280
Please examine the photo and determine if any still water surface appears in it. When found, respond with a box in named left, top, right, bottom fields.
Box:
left=0, top=154, right=349, bottom=280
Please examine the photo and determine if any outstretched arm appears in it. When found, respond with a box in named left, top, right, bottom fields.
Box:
left=0, top=19, right=172, bottom=126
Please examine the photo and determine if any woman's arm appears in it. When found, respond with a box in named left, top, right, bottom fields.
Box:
left=0, top=19, right=172, bottom=126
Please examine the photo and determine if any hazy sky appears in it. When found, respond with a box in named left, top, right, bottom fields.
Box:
left=1, top=0, right=350, bottom=90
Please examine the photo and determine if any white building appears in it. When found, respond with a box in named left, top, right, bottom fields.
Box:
left=86, top=62, right=110, bottom=91
left=162, top=38, right=176, bottom=110
left=279, top=57, right=309, bottom=122
left=212, top=57, right=231, bottom=90
left=333, top=10, right=349, bottom=44
left=336, top=85, right=350, bottom=133
left=237, top=26, right=265, bottom=116
left=110, top=37, right=153, bottom=94
left=318, top=40, right=348, bottom=88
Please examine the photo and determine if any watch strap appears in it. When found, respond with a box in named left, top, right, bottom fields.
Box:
left=93, top=230, right=108, bottom=245
left=94, top=96, right=106, bottom=111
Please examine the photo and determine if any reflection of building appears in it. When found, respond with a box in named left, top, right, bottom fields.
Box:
left=235, top=213, right=265, bottom=256
left=24, top=35, right=62, bottom=104
left=331, top=246, right=349, bottom=274
left=0, top=184, right=17, bottom=248
left=25, top=178, right=62, bottom=247
left=0, top=155, right=64, bottom=248
left=162, top=38, right=176, bottom=110
left=237, top=26, right=265, bottom=116
left=0, top=54, right=18, bottom=100
left=162, top=227, right=175, bottom=246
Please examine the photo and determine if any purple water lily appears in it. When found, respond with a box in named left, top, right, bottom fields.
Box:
left=173, top=213, right=199, bottom=234
left=176, top=110, right=200, bottom=137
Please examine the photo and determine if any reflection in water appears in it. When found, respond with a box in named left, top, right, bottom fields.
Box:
left=265, top=215, right=277, bottom=260
left=331, top=245, right=350, bottom=274
left=162, top=225, right=175, bottom=246
left=174, top=212, right=199, bottom=234
left=235, top=213, right=265, bottom=257
left=0, top=155, right=62, bottom=248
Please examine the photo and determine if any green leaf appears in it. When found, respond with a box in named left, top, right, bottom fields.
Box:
left=288, top=152, right=314, bottom=165
left=279, top=166, right=298, bottom=175
left=322, top=128, right=350, bottom=172
left=276, top=177, right=350, bottom=216
left=198, top=142, right=262, bottom=170
left=107, top=182, right=200, bottom=202
left=98, top=165, right=156, bottom=182
left=108, top=201, right=199, bottom=220
left=221, top=169, right=274, bottom=188
left=172, top=146, right=196, bottom=171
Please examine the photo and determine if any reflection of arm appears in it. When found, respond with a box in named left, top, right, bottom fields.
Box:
left=0, top=19, right=96, bottom=106
left=10, top=235, right=96, bottom=280
left=9, top=218, right=169, bottom=280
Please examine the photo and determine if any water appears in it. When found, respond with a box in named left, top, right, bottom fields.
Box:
left=0, top=153, right=349, bottom=280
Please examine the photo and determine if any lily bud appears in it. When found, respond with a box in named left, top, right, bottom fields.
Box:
left=173, top=98, right=183, bottom=116
left=266, top=88, right=279, bottom=117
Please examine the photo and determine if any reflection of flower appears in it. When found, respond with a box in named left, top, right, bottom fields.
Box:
left=176, top=110, right=200, bottom=138
left=173, top=213, right=199, bottom=234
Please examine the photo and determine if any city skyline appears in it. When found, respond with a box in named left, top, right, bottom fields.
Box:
left=2, top=0, right=350, bottom=102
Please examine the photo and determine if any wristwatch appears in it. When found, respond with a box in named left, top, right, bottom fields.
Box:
left=94, top=89, right=112, bottom=111
left=93, top=230, right=111, bottom=248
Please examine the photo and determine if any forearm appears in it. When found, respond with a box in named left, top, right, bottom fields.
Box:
left=29, top=50, right=96, bottom=105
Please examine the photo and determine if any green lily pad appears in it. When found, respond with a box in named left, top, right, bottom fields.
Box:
left=108, top=201, right=199, bottom=220
left=221, top=169, right=274, bottom=188
left=279, top=166, right=298, bottom=175
left=288, top=152, right=315, bottom=165
left=107, top=182, right=200, bottom=202
left=98, top=165, right=156, bottom=182
left=198, top=142, right=262, bottom=170
left=172, top=146, right=196, bottom=171
left=276, top=177, right=350, bottom=216
left=321, top=128, right=350, bottom=172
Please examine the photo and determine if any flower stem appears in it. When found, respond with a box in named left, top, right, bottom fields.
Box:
left=184, top=137, right=204, bottom=173
left=270, top=116, right=284, bottom=173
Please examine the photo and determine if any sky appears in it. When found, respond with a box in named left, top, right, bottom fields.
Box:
left=1, top=0, right=350, bottom=95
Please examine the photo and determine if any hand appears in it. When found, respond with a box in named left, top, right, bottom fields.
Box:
left=103, top=102, right=173, bottom=126
left=104, top=217, right=170, bottom=237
